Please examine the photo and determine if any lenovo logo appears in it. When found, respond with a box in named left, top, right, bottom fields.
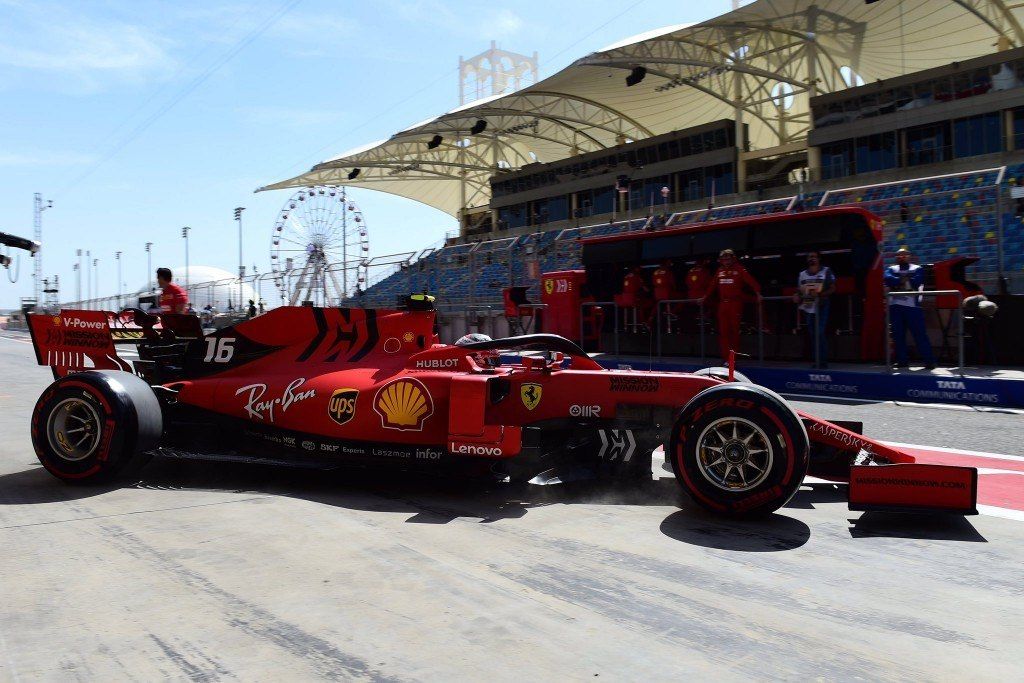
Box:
left=449, top=442, right=503, bottom=457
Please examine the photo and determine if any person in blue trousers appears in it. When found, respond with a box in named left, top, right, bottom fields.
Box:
left=884, top=248, right=936, bottom=369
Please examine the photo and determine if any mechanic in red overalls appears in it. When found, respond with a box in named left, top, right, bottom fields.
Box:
left=651, top=260, right=680, bottom=328
left=685, top=258, right=712, bottom=300
left=651, top=260, right=677, bottom=299
left=685, top=257, right=713, bottom=333
left=700, top=249, right=761, bottom=362
left=621, top=266, right=653, bottom=328
left=156, top=267, right=189, bottom=314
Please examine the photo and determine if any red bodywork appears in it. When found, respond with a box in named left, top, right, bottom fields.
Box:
left=27, top=305, right=977, bottom=514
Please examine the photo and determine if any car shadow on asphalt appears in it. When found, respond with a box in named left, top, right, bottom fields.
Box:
left=659, top=511, right=811, bottom=552
left=0, top=466, right=121, bottom=504
left=847, top=512, right=988, bottom=542
left=0, top=457, right=821, bottom=552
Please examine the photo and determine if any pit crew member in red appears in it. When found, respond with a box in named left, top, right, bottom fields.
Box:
left=157, top=267, right=189, bottom=314
left=652, top=260, right=679, bottom=301
left=685, top=259, right=712, bottom=300
left=701, top=249, right=761, bottom=362
left=621, top=266, right=653, bottom=325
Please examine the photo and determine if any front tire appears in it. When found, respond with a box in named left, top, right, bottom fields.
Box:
left=31, top=371, right=162, bottom=484
left=669, top=384, right=808, bottom=517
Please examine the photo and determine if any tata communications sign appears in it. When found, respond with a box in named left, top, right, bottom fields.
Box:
left=906, top=379, right=1000, bottom=404
left=758, top=368, right=1016, bottom=408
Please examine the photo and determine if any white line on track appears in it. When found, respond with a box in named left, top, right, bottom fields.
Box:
left=881, top=441, right=1024, bottom=463
left=783, top=392, right=1024, bottom=415
left=977, top=505, right=1024, bottom=522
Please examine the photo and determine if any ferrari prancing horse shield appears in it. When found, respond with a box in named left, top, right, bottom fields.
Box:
left=520, top=383, right=542, bottom=411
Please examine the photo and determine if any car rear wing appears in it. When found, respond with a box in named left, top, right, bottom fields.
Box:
left=27, top=311, right=131, bottom=378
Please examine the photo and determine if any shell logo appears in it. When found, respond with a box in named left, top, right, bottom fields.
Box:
left=52, top=316, right=61, bottom=326
left=402, top=332, right=415, bottom=343
left=373, top=378, right=434, bottom=431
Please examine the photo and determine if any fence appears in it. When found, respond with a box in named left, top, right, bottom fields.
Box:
left=600, top=290, right=967, bottom=371
left=54, top=163, right=1022, bottom=321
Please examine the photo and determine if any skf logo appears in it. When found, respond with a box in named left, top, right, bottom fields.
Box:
left=327, top=388, right=358, bottom=426
left=374, top=378, right=434, bottom=431
left=544, top=279, right=554, bottom=295
left=810, top=374, right=832, bottom=382
left=937, top=380, right=966, bottom=390
left=520, top=383, right=542, bottom=411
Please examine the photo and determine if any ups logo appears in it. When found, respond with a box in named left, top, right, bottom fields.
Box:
left=328, top=388, right=359, bottom=426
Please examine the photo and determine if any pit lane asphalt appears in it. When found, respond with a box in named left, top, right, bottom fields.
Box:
left=1, top=333, right=1021, bottom=681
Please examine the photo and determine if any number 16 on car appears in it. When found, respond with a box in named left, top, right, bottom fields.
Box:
left=204, top=337, right=235, bottom=363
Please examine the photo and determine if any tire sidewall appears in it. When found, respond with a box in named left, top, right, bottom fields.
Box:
left=671, top=385, right=808, bottom=516
left=31, top=376, right=134, bottom=482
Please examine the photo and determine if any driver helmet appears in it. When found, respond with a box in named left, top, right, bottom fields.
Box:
left=454, top=333, right=492, bottom=345
left=454, top=333, right=499, bottom=366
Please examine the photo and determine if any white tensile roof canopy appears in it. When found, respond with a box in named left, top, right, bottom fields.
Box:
left=259, top=0, right=1024, bottom=217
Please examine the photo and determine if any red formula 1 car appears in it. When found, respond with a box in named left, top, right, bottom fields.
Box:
left=26, top=301, right=977, bottom=517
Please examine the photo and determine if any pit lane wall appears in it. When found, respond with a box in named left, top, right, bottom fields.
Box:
left=592, top=358, right=1024, bottom=409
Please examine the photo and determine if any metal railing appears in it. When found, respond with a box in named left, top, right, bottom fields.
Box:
left=885, top=290, right=964, bottom=373
left=632, top=294, right=840, bottom=366
left=654, top=298, right=704, bottom=360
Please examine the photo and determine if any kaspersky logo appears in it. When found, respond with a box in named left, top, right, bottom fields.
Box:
left=374, top=378, right=434, bottom=431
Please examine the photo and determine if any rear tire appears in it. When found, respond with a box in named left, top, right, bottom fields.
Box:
left=31, top=371, right=162, bottom=484
left=669, top=384, right=808, bottom=517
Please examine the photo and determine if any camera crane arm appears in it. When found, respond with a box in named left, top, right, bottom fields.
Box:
left=0, top=231, right=40, bottom=270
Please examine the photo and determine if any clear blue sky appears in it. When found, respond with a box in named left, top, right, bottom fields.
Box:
left=0, top=0, right=734, bottom=309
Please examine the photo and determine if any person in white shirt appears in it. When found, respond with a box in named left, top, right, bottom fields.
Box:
left=793, top=251, right=835, bottom=368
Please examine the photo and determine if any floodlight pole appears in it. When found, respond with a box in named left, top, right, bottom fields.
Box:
left=234, top=207, right=245, bottom=310
left=33, top=193, right=53, bottom=304
left=86, top=250, right=91, bottom=304
left=182, top=226, right=191, bottom=300
left=145, top=242, right=153, bottom=292
left=75, top=249, right=82, bottom=301
left=115, top=251, right=122, bottom=308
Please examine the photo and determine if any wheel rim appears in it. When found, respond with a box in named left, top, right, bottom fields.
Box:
left=695, top=417, right=773, bottom=492
left=46, top=398, right=102, bottom=462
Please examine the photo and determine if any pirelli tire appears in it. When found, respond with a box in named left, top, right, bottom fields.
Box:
left=31, top=370, right=162, bottom=484
left=669, top=383, right=808, bottom=517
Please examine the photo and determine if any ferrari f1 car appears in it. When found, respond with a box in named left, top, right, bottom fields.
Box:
left=26, top=301, right=978, bottom=517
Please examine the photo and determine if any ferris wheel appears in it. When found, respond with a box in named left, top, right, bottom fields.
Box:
left=270, top=186, right=369, bottom=306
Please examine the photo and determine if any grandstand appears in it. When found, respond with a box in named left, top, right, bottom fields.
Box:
left=260, top=0, right=1024, bottom=312
left=355, top=162, right=1023, bottom=312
